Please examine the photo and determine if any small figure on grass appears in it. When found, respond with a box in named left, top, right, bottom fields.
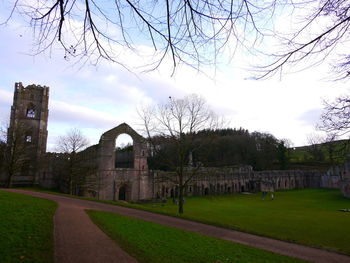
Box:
left=261, top=179, right=275, bottom=201
left=262, top=191, right=275, bottom=200
left=173, top=198, right=185, bottom=205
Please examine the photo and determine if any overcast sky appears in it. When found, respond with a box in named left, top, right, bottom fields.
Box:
left=0, top=3, right=348, bottom=151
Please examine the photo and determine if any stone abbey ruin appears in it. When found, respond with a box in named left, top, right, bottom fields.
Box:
left=1, top=82, right=350, bottom=200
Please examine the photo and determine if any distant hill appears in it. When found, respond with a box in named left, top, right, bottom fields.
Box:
left=288, top=139, right=350, bottom=170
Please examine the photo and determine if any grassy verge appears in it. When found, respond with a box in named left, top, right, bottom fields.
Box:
left=87, top=210, right=308, bottom=263
left=137, top=189, right=350, bottom=254
left=0, top=190, right=57, bottom=263
left=20, top=187, right=350, bottom=254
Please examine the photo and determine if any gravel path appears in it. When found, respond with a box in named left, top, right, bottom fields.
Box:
left=4, top=189, right=350, bottom=263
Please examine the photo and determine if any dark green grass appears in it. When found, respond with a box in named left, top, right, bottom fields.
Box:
left=87, top=210, right=308, bottom=263
left=137, top=189, right=350, bottom=254
left=0, top=190, right=57, bottom=263
left=21, top=187, right=350, bottom=254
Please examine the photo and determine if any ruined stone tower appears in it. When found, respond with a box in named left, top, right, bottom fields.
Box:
left=7, top=82, right=49, bottom=184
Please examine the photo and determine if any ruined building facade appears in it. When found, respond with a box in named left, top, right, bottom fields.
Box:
left=2, top=82, right=350, bottom=200
left=66, top=123, right=152, bottom=201
left=5, top=82, right=49, bottom=185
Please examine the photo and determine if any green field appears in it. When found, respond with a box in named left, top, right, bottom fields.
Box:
left=289, top=139, right=350, bottom=165
left=0, top=190, right=57, bottom=263
left=20, top=187, right=350, bottom=254
left=88, top=210, right=308, bottom=263
left=135, top=189, right=350, bottom=254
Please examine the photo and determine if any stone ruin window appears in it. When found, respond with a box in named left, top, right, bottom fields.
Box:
left=115, top=134, right=134, bottom=168
left=25, top=135, right=32, bottom=143
left=26, top=106, right=36, bottom=118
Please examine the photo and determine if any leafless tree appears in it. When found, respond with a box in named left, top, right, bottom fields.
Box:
left=322, top=133, right=339, bottom=164
left=318, top=95, right=350, bottom=162
left=306, top=131, right=347, bottom=163
left=306, top=133, right=325, bottom=162
left=57, top=128, right=89, bottom=153
left=56, top=128, right=90, bottom=194
left=256, top=0, right=350, bottom=80
left=319, top=95, right=350, bottom=136
left=4, top=1, right=350, bottom=78
left=0, top=121, right=33, bottom=188
left=4, top=0, right=276, bottom=74
left=139, top=94, right=222, bottom=214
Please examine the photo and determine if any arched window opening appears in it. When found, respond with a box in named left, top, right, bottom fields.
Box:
left=115, top=134, right=134, bottom=168
left=25, top=131, right=33, bottom=143
left=26, top=109, right=35, bottom=118
left=118, top=186, right=127, bottom=200
left=26, top=135, right=32, bottom=143
left=26, top=103, right=36, bottom=118
left=241, top=185, right=245, bottom=192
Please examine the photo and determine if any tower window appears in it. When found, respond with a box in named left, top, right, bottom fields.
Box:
left=26, top=135, right=32, bottom=142
left=26, top=109, right=35, bottom=118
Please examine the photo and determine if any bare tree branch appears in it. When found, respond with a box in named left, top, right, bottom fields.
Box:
left=139, top=94, right=221, bottom=213
left=319, top=95, right=350, bottom=136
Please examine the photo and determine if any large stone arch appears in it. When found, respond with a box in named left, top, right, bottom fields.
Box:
left=98, top=123, right=148, bottom=171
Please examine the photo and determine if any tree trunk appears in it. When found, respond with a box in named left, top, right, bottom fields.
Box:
left=69, top=179, right=73, bottom=195
left=178, top=178, right=184, bottom=214
left=178, top=186, right=184, bottom=214
left=6, top=172, right=13, bottom=188
left=69, top=156, right=74, bottom=195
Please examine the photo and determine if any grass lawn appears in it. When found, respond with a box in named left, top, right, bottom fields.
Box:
left=0, top=190, right=57, bottom=263
left=88, top=210, right=308, bottom=263
left=136, top=189, right=350, bottom=254
left=21, top=187, right=350, bottom=254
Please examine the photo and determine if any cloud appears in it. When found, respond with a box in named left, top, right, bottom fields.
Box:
left=50, top=100, right=121, bottom=129
left=1, top=6, right=350, bottom=150
left=298, top=108, right=323, bottom=126
left=0, top=89, right=13, bottom=123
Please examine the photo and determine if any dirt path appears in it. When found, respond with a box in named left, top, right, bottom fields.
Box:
left=54, top=203, right=138, bottom=263
left=5, top=189, right=138, bottom=263
left=5, top=189, right=350, bottom=263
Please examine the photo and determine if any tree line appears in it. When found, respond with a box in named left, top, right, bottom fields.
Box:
left=148, top=128, right=290, bottom=171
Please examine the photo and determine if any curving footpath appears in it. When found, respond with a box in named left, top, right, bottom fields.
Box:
left=4, top=189, right=350, bottom=263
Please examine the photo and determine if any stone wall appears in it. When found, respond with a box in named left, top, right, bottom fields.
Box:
left=35, top=122, right=349, bottom=202
left=151, top=168, right=323, bottom=199
left=323, top=158, right=350, bottom=198
left=68, top=123, right=152, bottom=202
